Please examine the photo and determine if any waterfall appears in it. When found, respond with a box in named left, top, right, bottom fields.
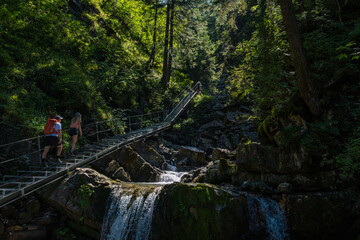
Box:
left=247, top=195, right=289, bottom=240
left=158, top=171, right=186, bottom=183
left=101, top=186, right=161, bottom=240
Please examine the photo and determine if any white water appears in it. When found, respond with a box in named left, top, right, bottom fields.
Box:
left=247, top=195, right=289, bottom=240
left=101, top=187, right=161, bottom=240
left=158, top=170, right=186, bottom=183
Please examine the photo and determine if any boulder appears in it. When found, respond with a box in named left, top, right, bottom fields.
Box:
left=211, top=148, right=232, bottom=161
left=42, top=168, right=114, bottom=239
left=177, top=146, right=207, bottom=168
left=117, top=146, right=161, bottom=182
left=151, top=183, right=249, bottom=240
left=131, top=140, right=165, bottom=168
left=236, top=143, right=317, bottom=174
left=218, top=134, right=232, bottom=150
left=113, top=167, right=131, bottom=182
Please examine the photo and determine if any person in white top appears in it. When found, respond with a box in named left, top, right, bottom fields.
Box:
left=41, top=115, right=63, bottom=166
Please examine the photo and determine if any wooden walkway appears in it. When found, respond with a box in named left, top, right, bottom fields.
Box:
left=0, top=82, right=201, bottom=207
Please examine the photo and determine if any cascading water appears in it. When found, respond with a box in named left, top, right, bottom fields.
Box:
left=246, top=194, right=289, bottom=240
left=101, top=186, right=161, bottom=240
left=158, top=170, right=186, bottom=183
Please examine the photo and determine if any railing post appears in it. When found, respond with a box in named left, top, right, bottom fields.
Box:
left=37, top=136, right=41, bottom=164
left=96, top=122, right=99, bottom=142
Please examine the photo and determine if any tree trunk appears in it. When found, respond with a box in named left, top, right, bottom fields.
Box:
left=279, top=0, right=322, bottom=116
left=167, top=2, right=175, bottom=83
left=162, top=1, right=171, bottom=84
left=147, top=0, right=159, bottom=69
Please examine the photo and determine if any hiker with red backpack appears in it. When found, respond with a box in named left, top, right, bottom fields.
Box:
left=41, top=115, right=63, bottom=167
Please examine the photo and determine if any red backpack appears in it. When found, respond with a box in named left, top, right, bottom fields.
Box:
left=43, top=119, right=58, bottom=135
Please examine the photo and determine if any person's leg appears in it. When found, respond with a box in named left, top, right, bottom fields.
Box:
left=72, top=135, right=78, bottom=151
left=41, top=145, right=50, bottom=167
left=56, top=143, right=63, bottom=163
left=42, top=146, right=50, bottom=159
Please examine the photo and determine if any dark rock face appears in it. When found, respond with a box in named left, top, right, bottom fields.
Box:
left=42, top=168, right=113, bottom=239
left=117, top=146, right=161, bottom=182
left=91, top=146, right=161, bottom=182
left=285, top=188, right=360, bottom=239
left=176, top=146, right=207, bottom=170
left=131, top=140, right=165, bottom=168
left=151, top=183, right=249, bottom=240
left=211, top=148, right=233, bottom=161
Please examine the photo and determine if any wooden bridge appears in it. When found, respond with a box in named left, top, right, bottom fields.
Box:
left=0, top=82, right=201, bottom=207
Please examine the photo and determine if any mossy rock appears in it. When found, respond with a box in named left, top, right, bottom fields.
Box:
left=151, top=183, right=248, bottom=240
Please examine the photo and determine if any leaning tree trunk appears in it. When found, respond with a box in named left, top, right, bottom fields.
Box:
left=162, top=1, right=171, bottom=84
left=279, top=0, right=322, bottom=116
left=167, top=2, right=175, bottom=83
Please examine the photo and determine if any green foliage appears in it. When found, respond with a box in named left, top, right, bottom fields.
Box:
left=77, top=184, right=95, bottom=212
left=335, top=128, right=360, bottom=179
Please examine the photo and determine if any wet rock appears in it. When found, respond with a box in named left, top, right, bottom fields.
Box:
left=177, top=146, right=207, bottom=168
left=151, top=183, right=248, bottom=240
left=131, top=140, right=165, bottom=168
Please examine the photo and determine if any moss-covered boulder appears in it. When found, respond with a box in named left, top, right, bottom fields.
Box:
left=151, top=183, right=249, bottom=240
left=42, top=168, right=114, bottom=239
